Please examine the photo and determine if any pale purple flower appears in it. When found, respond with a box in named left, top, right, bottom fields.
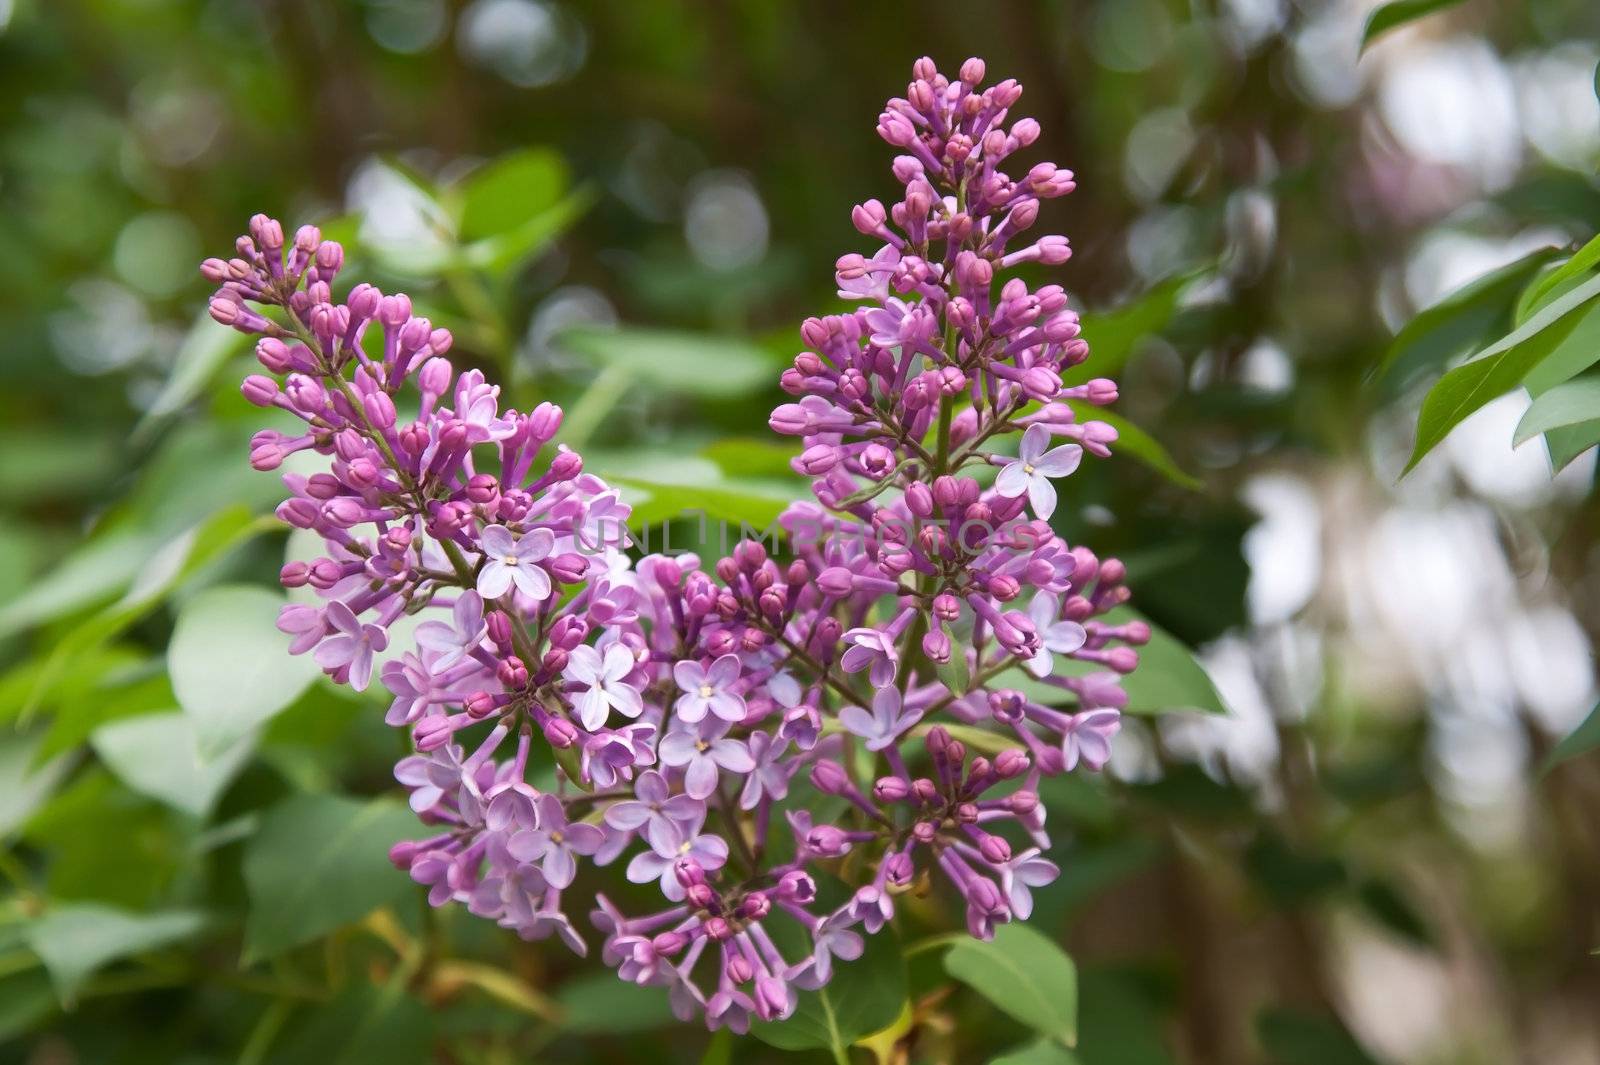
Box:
left=840, top=627, right=899, bottom=688
left=514, top=899, right=588, bottom=955
left=415, top=592, right=486, bottom=669
left=604, top=770, right=704, bottom=852
left=999, top=848, right=1060, bottom=920
left=469, top=863, right=547, bottom=924
left=672, top=655, right=745, bottom=724
left=994, top=423, right=1083, bottom=520
left=837, top=243, right=900, bottom=302
left=791, top=909, right=864, bottom=988
left=658, top=719, right=755, bottom=800
left=476, top=525, right=554, bottom=601
left=1023, top=592, right=1088, bottom=679
left=625, top=814, right=729, bottom=901
left=313, top=600, right=388, bottom=691
left=564, top=643, right=643, bottom=730
left=581, top=723, right=655, bottom=788
left=507, top=795, right=605, bottom=889
left=380, top=651, right=445, bottom=725
left=276, top=603, right=325, bottom=655
left=739, top=732, right=795, bottom=809
left=1060, top=708, right=1121, bottom=771
left=838, top=685, right=921, bottom=752
left=395, top=744, right=470, bottom=813
left=706, top=987, right=756, bottom=1035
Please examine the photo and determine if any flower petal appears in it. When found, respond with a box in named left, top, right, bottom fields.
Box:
left=1026, top=474, right=1057, bottom=520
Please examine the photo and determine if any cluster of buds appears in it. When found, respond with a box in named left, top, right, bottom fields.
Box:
left=211, top=56, right=1142, bottom=1034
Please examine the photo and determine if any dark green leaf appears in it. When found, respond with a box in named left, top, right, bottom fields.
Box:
left=169, top=584, right=319, bottom=759
left=1376, top=247, right=1558, bottom=388
left=560, top=326, right=775, bottom=397
left=24, top=903, right=205, bottom=1003
left=267, top=983, right=435, bottom=1065
left=1360, top=0, right=1468, bottom=52
left=1245, top=833, right=1348, bottom=907
left=1115, top=607, right=1229, bottom=716
left=460, top=189, right=593, bottom=276
left=557, top=972, right=677, bottom=1034
left=1068, top=402, right=1201, bottom=489
left=1356, top=879, right=1434, bottom=948
left=1543, top=700, right=1600, bottom=772
left=457, top=148, right=568, bottom=241
left=944, top=923, right=1078, bottom=1044
left=1404, top=273, right=1600, bottom=472
left=1066, top=274, right=1192, bottom=384
left=1257, top=1007, right=1381, bottom=1065
left=241, top=793, right=421, bottom=960
left=751, top=923, right=907, bottom=1054
left=991, top=1039, right=1081, bottom=1065
left=1516, top=234, right=1600, bottom=324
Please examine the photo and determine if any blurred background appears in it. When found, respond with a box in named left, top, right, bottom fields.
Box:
left=1, top=0, right=1599, bottom=1063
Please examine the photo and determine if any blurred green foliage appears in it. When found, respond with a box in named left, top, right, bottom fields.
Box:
left=1, top=1, right=1599, bottom=1064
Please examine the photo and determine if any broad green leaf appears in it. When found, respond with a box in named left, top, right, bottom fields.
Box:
left=241, top=793, right=420, bottom=960
left=752, top=924, right=907, bottom=1054
left=1542, top=701, right=1600, bottom=772
left=1514, top=376, right=1600, bottom=447
left=1376, top=247, right=1559, bottom=388
left=1257, top=1007, right=1380, bottom=1065
left=1115, top=607, right=1229, bottom=715
left=24, top=507, right=272, bottom=717
left=457, top=148, right=568, bottom=241
left=169, top=584, right=319, bottom=759
left=559, top=326, right=774, bottom=398
left=1404, top=272, right=1600, bottom=472
left=136, top=312, right=250, bottom=436
left=1519, top=299, right=1600, bottom=395
left=0, top=733, right=76, bottom=840
left=0, top=529, right=154, bottom=641
left=460, top=188, right=593, bottom=276
left=944, top=923, right=1078, bottom=1044
left=609, top=476, right=795, bottom=530
left=266, top=982, right=435, bottom=1065
left=1067, top=402, right=1200, bottom=489
left=1360, top=0, right=1468, bottom=52
left=1066, top=274, right=1191, bottom=384
left=23, top=904, right=205, bottom=1003
left=557, top=973, right=677, bottom=1034
left=991, top=1040, right=1081, bottom=1065
left=701, top=437, right=804, bottom=479
left=91, top=711, right=255, bottom=818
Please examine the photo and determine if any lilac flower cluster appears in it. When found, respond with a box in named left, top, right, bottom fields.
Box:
left=209, top=56, right=1143, bottom=1034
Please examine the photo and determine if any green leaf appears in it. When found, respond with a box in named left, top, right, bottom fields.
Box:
left=23, top=903, right=205, bottom=1003
left=1404, top=272, right=1600, bottom=472
left=457, top=148, right=569, bottom=241
left=0, top=733, right=76, bottom=840
left=1543, top=700, right=1600, bottom=772
left=460, top=188, right=593, bottom=276
left=1516, top=234, right=1600, bottom=324
left=1514, top=375, right=1600, bottom=447
left=609, top=476, right=795, bottom=530
left=266, top=982, right=435, bottom=1065
left=751, top=923, right=907, bottom=1055
left=1376, top=247, right=1559, bottom=388
left=1067, top=402, right=1200, bottom=489
left=135, top=312, right=251, bottom=438
left=557, top=973, right=677, bottom=1034
left=559, top=326, right=774, bottom=398
left=90, top=711, right=255, bottom=819
left=1116, top=607, right=1228, bottom=715
left=0, top=971, right=57, bottom=1044
left=0, top=529, right=155, bottom=641
left=1066, top=274, right=1191, bottom=384
left=1360, top=0, right=1468, bottom=52
left=944, top=923, right=1078, bottom=1044
left=241, top=793, right=420, bottom=961
left=991, top=1040, right=1081, bottom=1065
left=1257, top=1007, right=1380, bottom=1065
left=169, top=584, right=319, bottom=759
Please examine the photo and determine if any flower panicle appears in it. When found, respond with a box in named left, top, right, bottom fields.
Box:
left=210, top=55, right=1145, bottom=1035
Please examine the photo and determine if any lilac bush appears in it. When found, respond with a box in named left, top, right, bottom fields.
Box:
left=204, top=55, right=1144, bottom=1033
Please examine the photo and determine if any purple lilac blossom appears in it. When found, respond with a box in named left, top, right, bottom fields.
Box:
left=210, top=55, right=1146, bottom=1032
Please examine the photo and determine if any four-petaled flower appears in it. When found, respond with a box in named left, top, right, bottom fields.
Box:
left=564, top=643, right=644, bottom=730
left=415, top=591, right=486, bottom=669
left=838, top=685, right=921, bottom=752
left=313, top=600, right=388, bottom=691
left=477, top=524, right=554, bottom=601
left=659, top=719, right=755, bottom=800
left=603, top=769, right=705, bottom=851
left=999, top=847, right=1060, bottom=920
left=995, top=423, right=1083, bottom=520
left=1060, top=708, right=1121, bottom=771
left=624, top=813, right=729, bottom=901
left=840, top=627, right=899, bottom=688
left=1023, top=592, right=1088, bottom=678
left=672, top=655, right=745, bottom=723
left=508, top=795, right=606, bottom=889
